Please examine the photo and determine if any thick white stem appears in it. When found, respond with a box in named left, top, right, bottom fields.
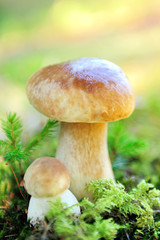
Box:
left=28, top=190, right=80, bottom=225
left=56, top=122, right=114, bottom=200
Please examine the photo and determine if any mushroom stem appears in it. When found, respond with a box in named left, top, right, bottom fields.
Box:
left=56, top=122, right=114, bottom=200
left=28, top=190, right=80, bottom=225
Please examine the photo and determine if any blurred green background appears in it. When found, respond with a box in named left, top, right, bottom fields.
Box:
left=0, top=0, right=160, bottom=188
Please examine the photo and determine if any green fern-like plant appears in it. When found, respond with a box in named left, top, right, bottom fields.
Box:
left=0, top=113, right=58, bottom=203
left=108, top=122, right=147, bottom=184
left=108, top=122, right=146, bottom=161
left=24, top=119, right=58, bottom=155
left=0, top=113, right=58, bottom=168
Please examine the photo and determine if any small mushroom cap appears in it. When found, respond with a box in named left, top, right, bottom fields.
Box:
left=26, top=57, right=135, bottom=122
left=24, top=157, right=70, bottom=198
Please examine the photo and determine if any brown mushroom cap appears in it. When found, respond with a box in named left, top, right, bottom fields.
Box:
left=24, top=157, right=70, bottom=198
left=26, top=57, right=135, bottom=122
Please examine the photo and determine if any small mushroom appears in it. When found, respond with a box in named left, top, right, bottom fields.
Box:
left=26, top=57, right=135, bottom=200
left=23, top=157, right=80, bottom=225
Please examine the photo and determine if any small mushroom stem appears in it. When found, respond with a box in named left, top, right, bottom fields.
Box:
left=56, top=122, right=114, bottom=200
left=28, top=190, right=80, bottom=225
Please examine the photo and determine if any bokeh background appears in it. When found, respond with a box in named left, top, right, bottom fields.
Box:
left=0, top=0, right=160, bottom=187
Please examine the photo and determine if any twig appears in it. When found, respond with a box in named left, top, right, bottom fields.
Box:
left=6, top=162, right=28, bottom=203
left=5, top=234, right=17, bottom=238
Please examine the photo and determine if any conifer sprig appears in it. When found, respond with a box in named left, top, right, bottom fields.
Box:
left=0, top=113, right=58, bottom=201
left=0, top=114, right=58, bottom=162
left=24, top=119, right=58, bottom=155
left=0, top=113, right=25, bottom=167
left=1, top=112, right=23, bottom=146
left=108, top=122, right=146, bottom=160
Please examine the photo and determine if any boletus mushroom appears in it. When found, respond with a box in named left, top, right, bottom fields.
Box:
left=23, top=157, right=80, bottom=225
left=26, top=57, right=135, bottom=200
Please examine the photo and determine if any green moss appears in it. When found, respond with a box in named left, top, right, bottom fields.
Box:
left=26, top=179, right=160, bottom=240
